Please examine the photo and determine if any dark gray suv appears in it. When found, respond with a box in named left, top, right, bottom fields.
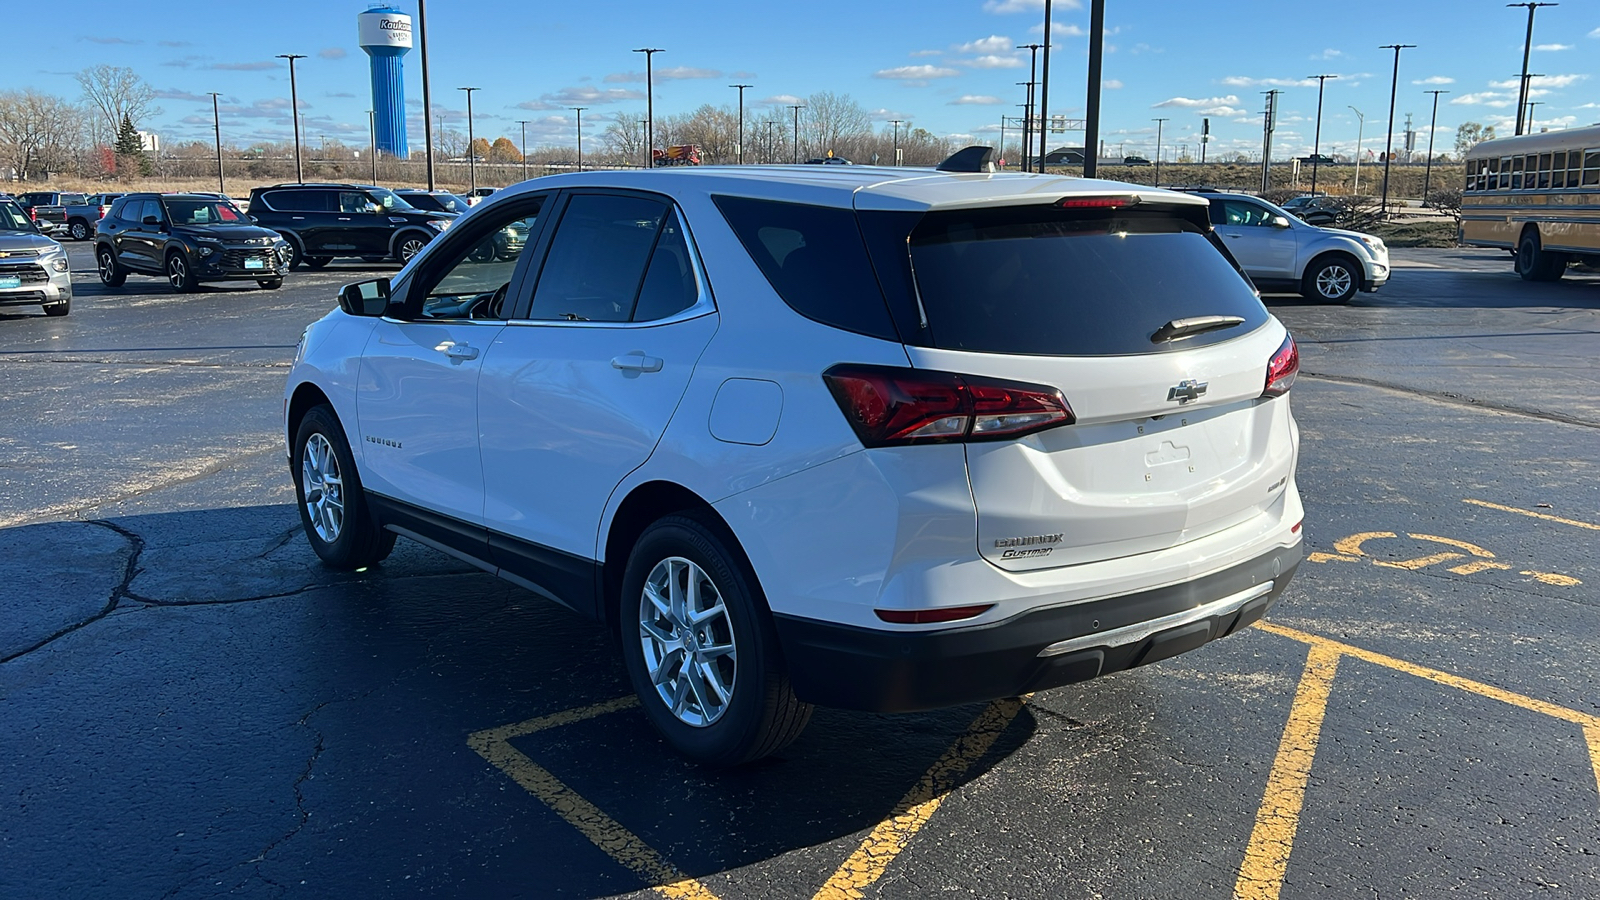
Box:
left=246, top=183, right=456, bottom=268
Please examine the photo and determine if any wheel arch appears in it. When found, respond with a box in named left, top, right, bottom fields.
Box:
left=1303, top=248, right=1363, bottom=279
left=1517, top=222, right=1542, bottom=247
left=286, top=381, right=335, bottom=452
left=387, top=227, right=434, bottom=258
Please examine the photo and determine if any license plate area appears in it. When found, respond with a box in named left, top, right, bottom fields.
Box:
left=244, top=258, right=266, bottom=270
left=0, top=276, right=22, bottom=289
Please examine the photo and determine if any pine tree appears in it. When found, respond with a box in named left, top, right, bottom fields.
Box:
left=113, top=114, right=142, bottom=156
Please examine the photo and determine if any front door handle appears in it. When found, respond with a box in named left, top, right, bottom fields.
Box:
left=611, top=353, right=663, bottom=373
left=1224, top=232, right=1243, bottom=238
left=444, top=342, right=479, bottom=361
left=337, top=216, right=353, bottom=221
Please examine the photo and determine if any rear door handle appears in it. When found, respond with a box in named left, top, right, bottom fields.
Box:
left=1225, top=233, right=1243, bottom=238
left=611, top=354, right=663, bottom=373
left=444, top=343, right=479, bottom=361
left=291, top=216, right=306, bottom=220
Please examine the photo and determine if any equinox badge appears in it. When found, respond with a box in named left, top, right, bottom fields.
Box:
left=1167, top=379, right=1208, bottom=404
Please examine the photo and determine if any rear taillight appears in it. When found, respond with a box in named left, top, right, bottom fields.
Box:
left=1263, top=334, right=1299, bottom=397
left=823, top=364, right=1074, bottom=448
left=100, top=205, right=111, bottom=218
left=1056, top=196, right=1136, bottom=209
left=876, top=604, right=993, bottom=625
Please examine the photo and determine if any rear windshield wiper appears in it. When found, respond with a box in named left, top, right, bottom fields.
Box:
left=1151, top=315, right=1246, bottom=344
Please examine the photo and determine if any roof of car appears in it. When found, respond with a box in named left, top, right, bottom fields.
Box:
left=500, top=165, right=1209, bottom=213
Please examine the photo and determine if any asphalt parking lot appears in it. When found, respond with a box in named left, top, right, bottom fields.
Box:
left=3, top=242, right=1598, bottom=899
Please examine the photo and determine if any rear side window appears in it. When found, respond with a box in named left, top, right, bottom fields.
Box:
left=262, top=190, right=331, bottom=212
left=713, top=196, right=897, bottom=340
left=900, top=205, right=1267, bottom=356
left=528, top=193, right=669, bottom=323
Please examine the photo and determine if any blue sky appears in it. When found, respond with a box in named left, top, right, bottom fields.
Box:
left=16, top=0, right=1600, bottom=159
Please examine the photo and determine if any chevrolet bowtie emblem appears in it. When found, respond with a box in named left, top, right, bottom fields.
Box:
left=1167, top=379, right=1207, bottom=404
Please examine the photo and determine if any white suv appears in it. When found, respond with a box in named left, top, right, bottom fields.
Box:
left=1197, top=190, right=1390, bottom=304
left=285, top=156, right=1305, bottom=764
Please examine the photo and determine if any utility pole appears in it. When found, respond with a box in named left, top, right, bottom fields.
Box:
left=1082, top=0, right=1104, bottom=177
left=417, top=0, right=435, bottom=189
left=789, top=104, right=804, bottom=163
left=1260, top=90, right=1281, bottom=193
left=368, top=110, right=377, bottom=184
left=1519, top=73, right=1544, bottom=130
left=207, top=92, right=224, bottom=193
left=999, top=113, right=1007, bottom=167
left=1017, top=42, right=1041, bottom=170
left=765, top=120, right=776, bottom=164
left=729, top=83, right=751, bottom=164
left=1379, top=43, right=1416, bottom=217
left=1201, top=117, right=1210, bottom=164
left=1422, top=90, right=1449, bottom=200
left=516, top=120, right=530, bottom=181
left=275, top=54, right=306, bottom=183
left=1509, top=3, right=1557, bottom=135
left=634, top=48, right=662, bottom=167
left=1017, top=82, right=1033, bottom=168
left=459, top=86, right=480, bottom=191
left=1152, top=118, right=1168, bottom=186
left=1308, top=74, right=1337, bottom=195
left=1349, top=106, right=1365, bottom=193
left=889, top=118, right=904, bottom=165
left=571, top=107, right=587, bottom=171
left=1525, top=101, right=1542, bottom=131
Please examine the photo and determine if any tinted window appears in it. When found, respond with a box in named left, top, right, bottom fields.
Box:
left=712, top=195, right=897, bottom=340
left=264, top=190, right=330, bottom=212
left=339, top=191, right=378, bottom=213
left=61, top=193, right=87, bottom=206
left=416, top=197, right=546, bottom=321
left=139, top=200, right=165, bottom=223
left=528, top=194, right=668, bottom=323
left=632, top=209, right=699, bottom=322
left=107, top=197, right=132, bottom=221
left=900, top=206, right=1267, bottom=357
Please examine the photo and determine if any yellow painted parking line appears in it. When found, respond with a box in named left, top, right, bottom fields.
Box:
left=1234, top=645, right=1341, bottom=900
left=1586, top=725, right=1600, bottom=802
left=1306, top=552, right=1358, bottom=564
left=1464, top=498, right=1600, bottom=531
left=468, top=697, right=722, bottom=900
left=1447, top=560, right=1513, bottom=575
left=1332, top=531, right=1394, bottom=556
left=813, top=697, right=1028, bottom=900
left=1407, top=534, right=1495, bottom=558
left=1372, top=551, right=1463, bottom=570
left=1522, top=570, right=1583, bottom=586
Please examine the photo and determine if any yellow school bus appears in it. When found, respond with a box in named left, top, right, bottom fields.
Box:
left=1462, top=124, right=1600, bottom=281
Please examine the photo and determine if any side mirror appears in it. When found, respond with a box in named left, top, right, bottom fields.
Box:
left=338, top=278, right=392, bottom=317
left=142, top=215, right=160, bottom=226
left=249, top=215, right=259, bottom=224
left=1270, top=215, right=1291, bottom=229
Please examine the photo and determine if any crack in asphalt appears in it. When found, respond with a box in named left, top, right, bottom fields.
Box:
left=1300, top=371, right=1600, bottom=430
left=0, top=519, right=145, bottom=665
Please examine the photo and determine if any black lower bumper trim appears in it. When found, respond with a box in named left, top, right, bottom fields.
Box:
left=773, top=542, right=1302, bottom=713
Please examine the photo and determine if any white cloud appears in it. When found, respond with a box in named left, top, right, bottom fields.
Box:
left=1489, top=73, right=1587, bottom=90
left=603, top=66, right=721, bottom=83
left=909, top=49, right=942, bottom=57
left=1220, top=75, right=1316, bottom=88
left=1313, top=48, right=1342, bottom=60
left=950, top=95, right=1004, bottom=105
left=1450, top=92, right=1513, bottom=107
left=1129, top=43, right=1162, bottom=55
left=516, top=86, right=644, bottom=110
left=759, top=94, right=802, bottom=106
left=1534, top=43, right=1573, bottom=51
left=1591, top=26, right=1600, bottom=38
left=1199, top=106, right=1246, bottom=117
left=1154, top=94, right=1240, bottom=109
left=955, top=35, right=1013, bottom=54
left=963, top=54, right=1025, bottom=69
left=1027, top=22, right=1087, bottom=37
left=874, top=65, right=960, bottom=80
left=984, top=0, right=1081, bottom=13
left=1412, top=76, right=1454, bottom=85
left=1105, top=79, right=1124, bottom=89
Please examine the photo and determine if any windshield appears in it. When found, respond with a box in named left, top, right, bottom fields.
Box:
left=0, top=201, right=35, bottom=232
left=164, top=199, right=247, bottom=226
left=367, top=187, right=414, bottom=211
left=61, top=193, right=87, bottom=206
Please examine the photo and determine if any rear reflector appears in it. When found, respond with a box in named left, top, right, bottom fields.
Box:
left=876, top=604, right=994, bottom=625
left=1263, top=334, right=1299, bottom=397
left=824, top=364, right=1074, bottom=448
left=1056, top=196, right=1135, bottom=209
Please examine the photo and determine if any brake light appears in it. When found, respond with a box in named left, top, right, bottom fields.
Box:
left=1263, top=334, right=1299, bottom=397
left=1056, top=196, right=1135, bottom=209
left=823, top=364, right=1074, bottom=448
left=876, top=604, right=993, bottom=625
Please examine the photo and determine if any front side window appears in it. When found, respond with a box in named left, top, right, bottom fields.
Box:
left=164, top=199, right=245, bottom=225
left=415, top=197, right=546, bottom=321
left=366, top=187, right=411, bottom=211
left=340, top=192, right=379, bottom=214
left=527, top=193, right=670, bottom=323
left=1219, top=200, right=1278, bottom=227
left=0, top=201, right=32, bottom=232
left=139, top=200, right=165, bottom=223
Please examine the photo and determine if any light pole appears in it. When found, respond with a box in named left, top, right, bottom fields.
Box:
left=1260, top=90, right=1281, bottom=193
left=368, top=110, right=377, bottom=184
left=417, top=0, right=435, bottom=189
left=1422, top=89, right=1449, bottom=200
left=275, top=54, right=306, bottom=183
left=889, top=118, right=904, bottom=165
left=1349, top=105, right=1365, bottom=193
left=1519, top=73, right=1544, bottom=129
left=765, top=121, right=776, bottom=164
left=459, top=86, right=479, bottom=191
left=789, top=104, right=804, bottom=163
left=1017, top=43, right=1041, bottom=169
left=729, top=83, right=752, bottom=164
left=516, top=120, right=530, bottom=181
left=1379, top=43, right=1416, bottom=217
left=634, top=48, right=662, bottom=167
left=1308, top=74, right=1337, bottom=195
left=1525, top=101, right=1542, bottom=131
left=1152, top=117, right=1168, bottom=186
left=571, top=107, right=587, bottom=171
left=1017, top=82, right=1033, bottom=167
left=1509, top=3, right=1557, bottom=135
left=1083, top=0, right=1107, bottom=176
left=1041, top=0, right=1059, bottom=173
left=207, top=92, right=224, bottom=193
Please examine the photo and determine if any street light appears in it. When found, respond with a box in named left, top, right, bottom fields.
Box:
left=1379, top=43, right=1416, bottom=217
left=571, top=107, right=587, bottom=172
left=516, top=119, right=530, bottom=181
left=889, top=118, right=904, bottom=165
left=1040, top=0, right=1058, bottom=173
left=459, top=86, right=479, bottom=191
left=1508, top=3, right=1557, bottom=135
left=417, top=0, right=436, bottom=189
left=1519, top=73, right=1545, bottom=129
left=1152, top=117, right=1168, bottom=186
left=1307, top=74, right=1338, bottom=196
left=207, top=92, right=224, bottom=193
left=368, top=110, right=377, bottom=184
left=765, top=120, right=777, bottom=164
left=1525, top=101, right=1542, bottom=131
left=729, top=83, right=752, bottom=164
left=275, top=54, right=306, bottom=183
left=1348, top=105, right=1365, bottom=193
left=633, top=48, right=663, bottom=167
left=1422, top=90, right=1449, bottom=200
left=789, top=104, right=804, bottom=163
left=1016, top=43, right=1041, bottom=169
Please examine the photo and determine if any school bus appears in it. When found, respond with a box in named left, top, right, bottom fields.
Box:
left=1461, top=123, right=1600, bottom=281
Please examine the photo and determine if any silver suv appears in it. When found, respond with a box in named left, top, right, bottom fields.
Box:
left=1197, top=191, right=1390, bottom=304
left=0, top=198, right=72, bottom=317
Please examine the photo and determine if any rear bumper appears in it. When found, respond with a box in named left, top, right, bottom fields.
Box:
left=773, top=540, right=1301, bottom=713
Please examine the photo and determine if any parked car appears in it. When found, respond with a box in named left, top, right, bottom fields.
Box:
left=464, top=186, right=498, bottom=205
left=0, top=198, right=72, bottom=316
left=14, top=191, right=85, bottom=236
left=1123, top=155, right=1152, bottom=166
left=393, top=189, right=473, bottom=215
left=62, top=192, right=128, bottom=241
left=1278, top=194, right=1339, bottom=227
left=246, top=183, right=455, bottom=267
left=1192, top=190, right=1388, bottom=303
left=94, top=193, right=292, bottom=292
left=284, top=154, right=1305, bottom=764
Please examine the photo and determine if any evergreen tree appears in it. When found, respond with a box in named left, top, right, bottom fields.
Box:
left=113, top=114, right=141, bottom=156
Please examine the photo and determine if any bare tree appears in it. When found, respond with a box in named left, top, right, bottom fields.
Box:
left=0, top=90, right=85, bottom=180
left=599, top=114, right=648, bottom=166
left=76, top=65, right=159, bottom=146
left=659, top=104, right=740, bottom=164
left=802, top=91, right=872, bottom=161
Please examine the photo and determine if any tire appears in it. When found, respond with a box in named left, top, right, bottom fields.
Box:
left=256, top=277, right=284, bottom=290
left=68, top=219, right=90, bottom=241
left=395, top=233, right=428, bottom=264
left=304, top=256, right=332, bottom=270
left=166, top=251, right=198, bottom=293
left=43, top=298, right=70, bottom=317
left=291, top=404, right=396, bottom=570
left=1301, top=254, right=1360, bottom=304
left=280, top=234, right=306, bottom=270
left=1516, top=231, right=1566, bottom=282
left=619, top=514, right=812, bottom=766
left=96, top=246, right=126, bottom=287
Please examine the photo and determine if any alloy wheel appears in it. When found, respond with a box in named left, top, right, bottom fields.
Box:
left=301, top=433, right=345, bottom=543
left=1315, top=264, right=1352, bottom=300
left=97, top=251, right=114, bottom=283
left=638, top=556, right=737, bottom=727
left=168, top=255, right=189, bottom=289
left=71, top=222, right=88, bottom=240
left=398, top=237, right=426, bottom=262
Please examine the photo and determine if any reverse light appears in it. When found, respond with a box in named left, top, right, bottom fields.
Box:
left=1056, top=196, right=1136, bottom=209
left=824, top=364, right=1074, bottom=448
left=1263, top=334, right=1299, bottom=397
left=876, top=604, right=994, bottom=625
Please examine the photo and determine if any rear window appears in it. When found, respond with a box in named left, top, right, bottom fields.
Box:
left=898, top=205, right=1267, bottom=356
left=61, top=194, right=87, bottom=206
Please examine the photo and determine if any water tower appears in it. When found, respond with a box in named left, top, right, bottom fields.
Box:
left=358, top=5, right=412, bottom=159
